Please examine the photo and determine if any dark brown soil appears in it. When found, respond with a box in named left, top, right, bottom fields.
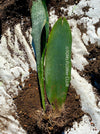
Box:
left=0, top=0, right=82, bottom=35
left=83, top=44, right=100, bottom=95
left=14, top=69, right=84, bottom=134
left=75, top=14, right=100, bottom=97
left=47, top=0, right=81, bottom=17
left=0, top=0, right=31, bottom=35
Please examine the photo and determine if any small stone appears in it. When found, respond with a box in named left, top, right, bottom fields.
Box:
left=28, top=84, right=31, bottom=87
left=48, top=127, right=53, bottom=131
left=36, top=87, right=38, bottom=90
left=24, top=112, right=27, bottom=115
left=29, top=114, right=32, bottom=118
left=43, top=115, right=49, bottom=120
left=75, top=95, right=80, bottom=100
left=91, top=122, right=95, bottom=126
left=19, top=111, right=22, bottom=114
left=24, top=125, right=27, bottom=128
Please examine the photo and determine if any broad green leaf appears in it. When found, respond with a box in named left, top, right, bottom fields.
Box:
left=31, top=0, right=46, bottom=67
left=45, top=18, right=72, bottom=108
left=31, top=0, right=47, bottom=110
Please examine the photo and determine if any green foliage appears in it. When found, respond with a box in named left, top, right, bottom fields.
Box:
left=45, top=18, right=72, bottom=108
left=31, top=0, right=47, bottom=110
left=42, top=0, right=49, bottom=41
left=31, top=0, right=46, bottom=66
left=31, top=0, right=72, bottom=110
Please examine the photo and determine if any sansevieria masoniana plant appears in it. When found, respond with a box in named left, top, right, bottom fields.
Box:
left=31, top=0, right=72, bottom=110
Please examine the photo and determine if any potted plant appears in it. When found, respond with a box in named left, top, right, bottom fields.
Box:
left=31, top=0, right=72, bottom=111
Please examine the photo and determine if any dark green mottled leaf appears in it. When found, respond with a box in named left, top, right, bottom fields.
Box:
left=31, top=0, right=47, bottom=110
left=45, top=18, right=72, bottom=108
left=31, top=0, right=46, bottom=66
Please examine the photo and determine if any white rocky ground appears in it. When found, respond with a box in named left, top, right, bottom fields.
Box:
left=0, top=0, right=100, bottom=133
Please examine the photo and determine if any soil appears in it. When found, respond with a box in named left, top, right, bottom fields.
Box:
left=77, top=23, right=100, bottom=107
left=0, top=0, right=82, bottom=35
left=0, top=0, right=31, bottom=35
left=83, top=44, right=100, bottom=95
left=14, top=69, right=84, bottom=134
left=47, top=0, right=81, bottom=17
